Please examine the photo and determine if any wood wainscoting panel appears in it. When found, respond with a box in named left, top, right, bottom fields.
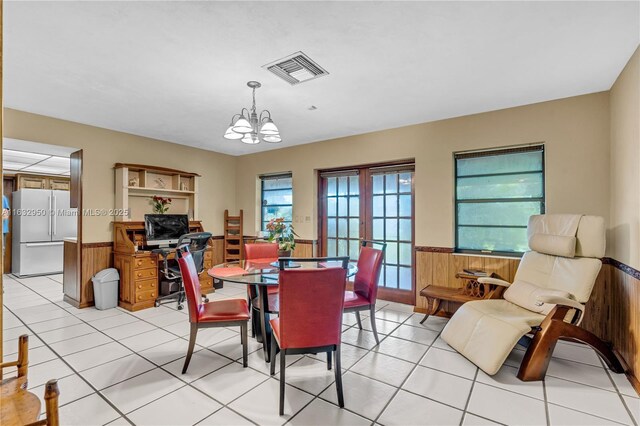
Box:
left=79, top=243, right=113, bottom=308
left=293, top=240, right=315, bottom=258
left=414, top=248, right=520, bottom=316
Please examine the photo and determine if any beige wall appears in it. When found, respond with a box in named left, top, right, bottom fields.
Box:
left=4, top=109, right=237, bottom=243
left=236, top=92, right=611, bottom=248
left=610, top=47, right=640, bottom=270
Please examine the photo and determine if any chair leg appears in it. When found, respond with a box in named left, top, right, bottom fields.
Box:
left=369, top=305, right=380, bottom=345
left=279, top=348, right=286, bottom=416
left=250, top=309, right=257, bottom=338
left=241, top=322, right=248, bottom=368
left=334, top=345, right=344, bottom=408
left=355, top=311, right=363, bottom=329
left=327, top=350, right=332, bottom=370
left=182, top=323, right=198, bottom=374
left=43, top=379, right=60, bottom=426
left=419, top=314, right=429, bottom=324
left=518, top=306, right=625, bottom=381
left=270, top=333, right=278, bottom=376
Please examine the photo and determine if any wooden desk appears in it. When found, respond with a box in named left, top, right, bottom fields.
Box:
left=419, top=272, right=506, bottom=318
left=113, top=221, right=215, bottom=311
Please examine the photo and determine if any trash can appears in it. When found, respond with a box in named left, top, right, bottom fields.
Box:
left=92, top=268, right=119, bottom=310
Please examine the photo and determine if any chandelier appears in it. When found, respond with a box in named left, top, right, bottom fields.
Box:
left=223, top=81, right=281, bottom=144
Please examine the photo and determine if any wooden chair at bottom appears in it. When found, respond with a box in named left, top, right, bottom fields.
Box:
left=1, top=335, right=60, bottom=426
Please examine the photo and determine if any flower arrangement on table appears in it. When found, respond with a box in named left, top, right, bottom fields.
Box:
left=151, top=196, right=172, bottom=214
left=266, top=217, right=298, bottom=256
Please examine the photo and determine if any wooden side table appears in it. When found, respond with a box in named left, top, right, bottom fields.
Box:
left=418, top=272, right=506, bottom=324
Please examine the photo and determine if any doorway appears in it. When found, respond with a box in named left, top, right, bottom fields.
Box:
left=319, top=161, right=415, bottom=304
left=2, top=139, right=79, bottom=278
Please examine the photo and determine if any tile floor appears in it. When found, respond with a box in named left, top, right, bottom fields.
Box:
left=2, top=273, right=638, bottom=426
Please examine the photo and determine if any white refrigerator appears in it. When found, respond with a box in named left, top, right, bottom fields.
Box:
left=12, top=189, right=77, bottom=277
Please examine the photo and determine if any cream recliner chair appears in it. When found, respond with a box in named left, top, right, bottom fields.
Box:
left=441, top=214, right=624, bottom=380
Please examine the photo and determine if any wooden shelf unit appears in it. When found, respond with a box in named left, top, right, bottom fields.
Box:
left=15, top=173, right=70, bottom=190
left=224, top=210, right=243, bottom=262
left=114, top=163, right=200, bottom=221
left=113, top=221, right=215, bottom=311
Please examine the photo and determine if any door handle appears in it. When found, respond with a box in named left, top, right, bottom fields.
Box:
left=25, top=242, right=63, bottom=247
left=48, top=196, right=52, bottom=236
left=52, top=195, right=57, bottom=236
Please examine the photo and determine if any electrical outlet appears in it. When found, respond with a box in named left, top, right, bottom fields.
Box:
left=305, top=216, right=311, bottom=223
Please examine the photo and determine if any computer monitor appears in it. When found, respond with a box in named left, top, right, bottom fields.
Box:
left=144, top=214, right=189, bottom=247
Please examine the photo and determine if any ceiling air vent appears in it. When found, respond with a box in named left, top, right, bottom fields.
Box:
left=263, top=51, right=329, bottom=85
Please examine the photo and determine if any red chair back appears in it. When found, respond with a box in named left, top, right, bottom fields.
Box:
left=353, top=246, right=384, bottom=303
left=278, top=267, right=347, bottom=349
left=177, top=247, right=202, bottom=323
left=245, top=243, right=278, bottom=261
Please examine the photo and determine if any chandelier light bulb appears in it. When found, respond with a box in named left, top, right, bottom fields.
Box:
left=232, top=116, right=252, bottom=134
left=223, top=125, right=243, bottom=140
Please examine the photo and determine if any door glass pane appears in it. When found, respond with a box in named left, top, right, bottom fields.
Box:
left=399, top=219, right=411, bottom=241
left=338, top=239, right=348, bottom=257
left=349, top=176, right=359, bottom=195
left=349, top=197, right=359, bottom=217
left=338, top=197, right=348, bottom=216
left=349, top=219, right=359, bottom=238
left=386, top=242, right=398, bottom=264
left=327, top=177, right=337, bottom=196
left=373, top=175, right=384, bottom=194
left=327, top=197, right=337, bottom=217
left=385, top=219, right=398, bottom=240
left=399, top=195, right=411, bottom=217
left=327, top=238, right=336, bottom=256
left=385, top=174, right=397, bottom=193
left=385, top=266, right=398, bottom=288
left=372, top=195, right=384, bottom=216
left=373, top=219, right=384, bottom=240
left=349, top=240, right=360, bottom=261
left=385, top=195, right=398, bottom=217
left=338, top=219, right=348, bottom=237
left=399, top=243, right=412, bottom=266
left=399, top=267, right=412, bottom=290
left=399, top=173, right=412, bottom=193
left=327, top=219, right=337, bottom=237
left=338, top=177, right=348, bottom=195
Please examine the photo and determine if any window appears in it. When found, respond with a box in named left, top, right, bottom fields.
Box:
left=261, top=173, right=293, bottom=231
left=455, top=145, right=545, bottom=254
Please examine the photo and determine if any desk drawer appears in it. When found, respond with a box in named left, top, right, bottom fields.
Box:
left=134, top=257, right=157, bottom=270
left=133, top=268, right=157, bottom=280
left=134, top=278, right=157, bottom=292
left=136, top=288, right=157, bottom=302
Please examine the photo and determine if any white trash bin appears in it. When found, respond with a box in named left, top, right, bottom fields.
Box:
left=92, top=268, right=120, bottom=310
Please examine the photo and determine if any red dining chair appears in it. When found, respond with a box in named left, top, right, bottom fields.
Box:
left=244, top=243, right=279, bottom=338
left=269, top=257, right=349, bottom=415
left=344, top=240, right=386, bottom=345
left=177, top=245, right=249, bottom=373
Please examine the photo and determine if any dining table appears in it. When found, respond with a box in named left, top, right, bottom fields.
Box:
left=208, top=258, right=358, bottom=362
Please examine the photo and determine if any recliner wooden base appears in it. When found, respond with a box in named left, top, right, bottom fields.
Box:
left=518, top=306, right=625, bottom=381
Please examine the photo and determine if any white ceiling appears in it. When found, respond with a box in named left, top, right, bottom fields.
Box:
left=4, top=1, right=639, bottom=156
left=2, top=138, right=75, bottom=175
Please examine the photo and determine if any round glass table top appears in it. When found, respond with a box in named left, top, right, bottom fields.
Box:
left=208, top=259, right=358, bottom=285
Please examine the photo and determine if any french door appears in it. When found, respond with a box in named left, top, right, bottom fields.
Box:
left=319, top=163, right=415, bottom=304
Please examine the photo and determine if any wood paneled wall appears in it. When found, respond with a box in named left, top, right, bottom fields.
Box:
left=414, top=249, right=520, bottom=315
left=583, top=262, right=640, bottom=392
left=293, top=240, right=316, bottom=258
left=77, top=243, right=113, bottom=308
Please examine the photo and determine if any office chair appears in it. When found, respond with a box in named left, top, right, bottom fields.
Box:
left=154, top=232, right=212, bottom=310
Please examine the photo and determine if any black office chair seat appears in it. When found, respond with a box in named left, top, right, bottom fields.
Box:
left=154, top=232, right=212, bottom=310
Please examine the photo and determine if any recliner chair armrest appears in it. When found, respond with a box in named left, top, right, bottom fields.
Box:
left=477, top=277, right=512, bottom=287
left=536, top=295, right=585, bottom=325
